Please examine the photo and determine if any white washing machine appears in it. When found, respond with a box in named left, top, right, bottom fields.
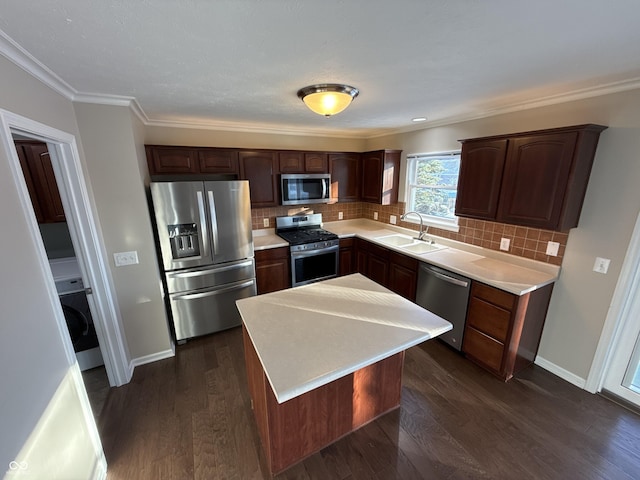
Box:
left=51, top=258, right=104, bottom=371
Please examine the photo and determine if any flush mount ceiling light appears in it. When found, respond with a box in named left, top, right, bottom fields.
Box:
left=297, top=84, right=359, bottom=117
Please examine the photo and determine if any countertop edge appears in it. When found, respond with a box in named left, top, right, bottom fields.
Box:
left=251, top=220, right=559, bottom=295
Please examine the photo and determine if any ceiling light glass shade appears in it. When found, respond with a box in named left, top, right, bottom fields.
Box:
left=297, top=84, right=359, bottom=117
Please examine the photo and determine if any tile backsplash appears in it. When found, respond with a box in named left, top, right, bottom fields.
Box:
left=252, top=201, right=566, bottom=265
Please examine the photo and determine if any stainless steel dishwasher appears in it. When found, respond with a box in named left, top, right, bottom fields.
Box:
left=415, top=263, right=471, bottom=351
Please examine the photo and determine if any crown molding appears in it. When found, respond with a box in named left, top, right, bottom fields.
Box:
left=3, top=27, right=640, bottom=140
left=144, top=117, right=385, bottom=139
left=0, top=28, right=77, bottom=99
left=382, top=76, right=640, bottom=138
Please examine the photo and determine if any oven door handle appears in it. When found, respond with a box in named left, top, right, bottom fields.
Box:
left=291, top=244, right=339, bottom=259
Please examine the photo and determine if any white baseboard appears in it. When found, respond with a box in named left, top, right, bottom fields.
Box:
left=129, top=346, right=175, bottom=369
left=534, top=356, right=587, bottom=389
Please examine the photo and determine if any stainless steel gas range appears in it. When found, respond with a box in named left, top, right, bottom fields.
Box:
left=275, top=214, right=339, bottom=287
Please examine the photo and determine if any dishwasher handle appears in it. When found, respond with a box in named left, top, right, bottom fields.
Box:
left=420, top=264, right=469, bottom=288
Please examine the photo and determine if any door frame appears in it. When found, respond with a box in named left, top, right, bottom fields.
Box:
left=586, top=208, right=640, bottom=395
left=0, top=107, right=132, bottom=387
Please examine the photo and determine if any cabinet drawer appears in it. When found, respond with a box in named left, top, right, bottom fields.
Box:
left=467, top=297, right=511, bottom=342
left=471, top=282, right=515, bottom=310
left=463, top=326, right=504, bottom=373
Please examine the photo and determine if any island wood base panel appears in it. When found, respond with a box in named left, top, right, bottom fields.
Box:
left=242, top=327, right=404, bottom=475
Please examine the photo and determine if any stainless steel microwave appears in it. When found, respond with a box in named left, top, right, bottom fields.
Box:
left=281, top=173, right=331, bottom=205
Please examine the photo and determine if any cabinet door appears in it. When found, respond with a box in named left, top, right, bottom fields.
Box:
left=304, top=153, right=328, bottom=173
left=455, top=139, right=508, bottom=220
left=255, top=247, right=291, bottom=294
left=361, top=150, right=401, bottom=205
left=239, top=151, right=279, bottom=207
left=497, top=132, right=578, bottom=229
left=15, top=143, right=44, bottom=223
left=361, top=151, right=383, bottom=203
left=339, top=238, right=356, bottom=276
left=388, top=252, right=418, bottom=301
left=279, top=151, right=304, bottom=173
left=199, top=149, right=239, bottom=174
left=329, top=153, right=361, bottom=202
left=147, top=146, right=199, bottom=174
left=18, top=142, right=65, bottom=223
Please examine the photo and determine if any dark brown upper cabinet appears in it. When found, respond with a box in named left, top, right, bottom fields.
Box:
left=238, top=150, right=279, bottom=207
left=15, top=140, right=65, bottom=223
left=278, top=151, right=328, bottom=173
left=361, top=150, right=401, bottom=205
left=455, top=124, right=607, bottom=231
left=329, top=153, right=361, bottom=202
left=198, top=148, right=239, bottom=174
left=146, top=146, right=200, bottom=174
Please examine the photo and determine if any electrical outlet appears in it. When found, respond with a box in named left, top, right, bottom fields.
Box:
left=546, top=241, right=560, bottom=256
left=114, top=251, right=139, bottom=267
left=338, top=211, right=343, bottom=220
left=373, top=212, right=378, bottom=220
left=390, top=215, right=397, bottom=225
left=593, top=257, right=611, bottom=274
left=500, top=238, right=510, bottom=251
left=263, top=218, right=269, bottom=228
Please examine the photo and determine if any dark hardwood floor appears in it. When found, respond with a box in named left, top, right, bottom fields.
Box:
left=99, top=327, right=640, bottom=479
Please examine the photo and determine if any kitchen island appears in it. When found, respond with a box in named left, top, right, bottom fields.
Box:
left=236, top=273, right=452, bottom=475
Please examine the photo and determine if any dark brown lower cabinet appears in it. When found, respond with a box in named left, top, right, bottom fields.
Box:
left=255, top=247, right=290, bottom=295
left=387, top=251, right=418, bottom=301
left=355, top=239, right=418, bottom=300
left=462, top=281, right=554, bottom=381
left=339, top=238, right=356, bottom=276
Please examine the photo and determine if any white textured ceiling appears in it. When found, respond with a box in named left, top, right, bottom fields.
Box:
left=1, top=1, right=640, bottom=137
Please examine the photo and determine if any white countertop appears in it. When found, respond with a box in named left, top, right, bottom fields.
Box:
left=236, top=273, right=452, bottom=404
left=251, top=219, right=560, bottom=295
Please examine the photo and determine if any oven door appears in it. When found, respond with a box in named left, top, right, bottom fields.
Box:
left=291, top=244, right=339, bottom=287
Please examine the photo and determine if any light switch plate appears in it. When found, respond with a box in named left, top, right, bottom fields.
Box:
left=338, top=212, right=343, bottom=220
left=373, top=212, right=378, bottom=220
left=390, top=215, right=397, bottom=225
left=114, top=251, right=139, bottom=267
left=500, top=238, right=510, bottom=251
left=263, top=218, right=269, bottom=227
left=546, top=241, right=560, bottom=256
left=593, top=257, right=611, bottom=274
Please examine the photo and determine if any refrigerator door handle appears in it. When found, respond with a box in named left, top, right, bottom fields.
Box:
left=166, top=260, right=255, bottom=280
left=171, top=279, right=255, bottom=300
left=196, top=190, right=209, bottom=256
left=208, top=190, right=220, bottom=255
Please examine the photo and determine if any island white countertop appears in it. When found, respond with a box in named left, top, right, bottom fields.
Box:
left=236, top=273, right=452, bottom=404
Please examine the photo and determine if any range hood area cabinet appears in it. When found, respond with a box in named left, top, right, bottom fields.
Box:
left=455, top=124, right=607, bottom=231
left=15, top=140, right=66, bottom=224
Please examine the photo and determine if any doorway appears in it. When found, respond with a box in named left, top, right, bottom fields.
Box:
left=589, top=209, right=640, bottom=408
left=0, top=108, right=132, bottom=393
left=13, top=135, right=110, bottom=416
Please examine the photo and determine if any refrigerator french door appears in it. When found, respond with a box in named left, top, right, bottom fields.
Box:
left=150, top=180, right=256, bottom=341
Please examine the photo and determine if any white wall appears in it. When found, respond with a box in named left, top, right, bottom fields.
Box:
left=367, top=89, right=640, bottom=382
left=73, top=103, right=173, bottom=361
left=0, top=55, right=104, bottom=477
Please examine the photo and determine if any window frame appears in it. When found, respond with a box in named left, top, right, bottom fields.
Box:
left=405, top=150, right=461, bottom=232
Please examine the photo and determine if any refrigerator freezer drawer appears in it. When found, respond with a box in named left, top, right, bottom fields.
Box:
left=166, top=258, right=255, bottom=294
left=169, top=278, right=257, bottom=340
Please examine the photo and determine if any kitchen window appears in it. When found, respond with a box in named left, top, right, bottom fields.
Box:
left=405, top=151, right=461, bottom=231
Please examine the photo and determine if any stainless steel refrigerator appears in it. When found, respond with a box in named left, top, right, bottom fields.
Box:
left=150, top=180, right=256, bottom=341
